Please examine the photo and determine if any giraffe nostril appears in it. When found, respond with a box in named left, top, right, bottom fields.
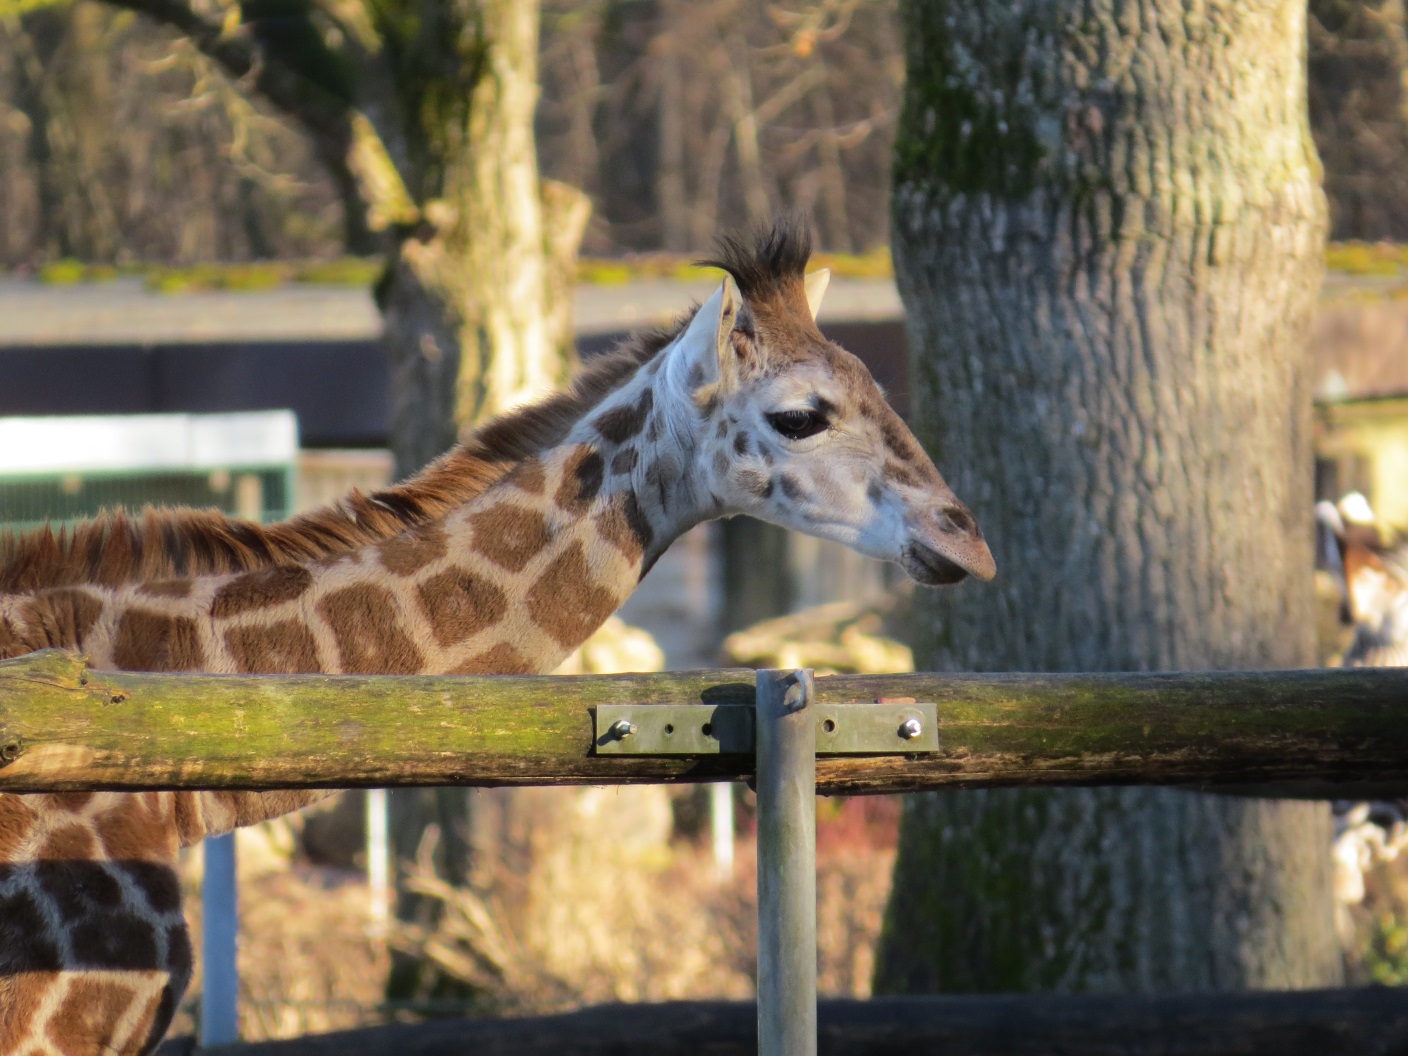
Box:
left=937, top=506, right=976, bottom=535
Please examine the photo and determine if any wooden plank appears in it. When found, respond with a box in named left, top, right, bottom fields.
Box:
left=166, top=990, right=1408, bottom=1056
left=2, top=650, right=1408, bottom=794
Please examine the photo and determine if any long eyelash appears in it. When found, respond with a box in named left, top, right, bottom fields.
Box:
left=766, top=409, right=828, bottom=441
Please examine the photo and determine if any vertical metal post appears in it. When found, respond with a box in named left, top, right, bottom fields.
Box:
left=710, top=782, right=736, bottom=880
left=366, top=788, right=391, bottom=938
left=755, top=668, right=817, bottom=1056
left=201, top=832, right=239, bottom=1046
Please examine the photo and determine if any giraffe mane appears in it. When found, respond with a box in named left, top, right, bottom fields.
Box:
left=0, top=218, right=812, bottom=594
left=0, top=326, right=683, bottom=594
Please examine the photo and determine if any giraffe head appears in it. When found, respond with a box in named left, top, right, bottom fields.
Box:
left=646, top=221, right=995, bottom=586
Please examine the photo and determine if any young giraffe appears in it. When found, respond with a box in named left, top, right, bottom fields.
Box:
left=0, top=220, right=995, bottom=1055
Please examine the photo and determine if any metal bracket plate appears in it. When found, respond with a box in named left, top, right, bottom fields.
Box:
left=593, top=702, right=939, bottom=755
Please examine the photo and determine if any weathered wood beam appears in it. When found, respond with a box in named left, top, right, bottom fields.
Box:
left=170, top=990, right=1408, bottom=1056
left=2, top=650, right=1407, bottom=795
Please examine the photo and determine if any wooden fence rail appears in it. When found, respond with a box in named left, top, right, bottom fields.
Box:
left=2, top=649, right=1407, bottom=795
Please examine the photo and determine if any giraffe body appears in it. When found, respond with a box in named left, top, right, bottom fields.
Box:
left=0, top=220, right=994, bottom=1054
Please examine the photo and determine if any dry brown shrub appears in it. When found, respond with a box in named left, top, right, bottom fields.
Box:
left=172, top=794, right=898, bottom=1041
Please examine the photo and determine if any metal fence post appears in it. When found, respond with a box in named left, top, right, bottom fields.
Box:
left=201, top=831, right=239, bottom=1046
left=365, top=787, right=391, bottom=938
left=755, top=668, right=817, bottom=1056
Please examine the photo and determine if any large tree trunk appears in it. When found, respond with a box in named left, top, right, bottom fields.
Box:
left=874, top=0, right=1342, bottom=993
left=376, top=0, right=589, bottom=478
left=373, top=3, right=672, bottom=1006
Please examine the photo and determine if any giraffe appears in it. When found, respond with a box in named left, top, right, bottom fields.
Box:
left=1316, top=495, right=1408, bottom=920
left=0, top=219, right=995, bottom=1055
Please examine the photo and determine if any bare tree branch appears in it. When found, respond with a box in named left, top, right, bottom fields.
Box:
left=104, top=0, right=352, bottom=151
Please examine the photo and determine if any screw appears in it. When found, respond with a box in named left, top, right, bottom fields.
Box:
left=610, top=719, right=637, bottom=739
left=899, top=717, right=923, bottom=740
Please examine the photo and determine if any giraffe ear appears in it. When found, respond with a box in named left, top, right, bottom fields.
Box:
left=667, top=275, right=741, bottom=396
left=804, top=268, right=830, bottom=320
left=715, top=273, right=742, bottom=378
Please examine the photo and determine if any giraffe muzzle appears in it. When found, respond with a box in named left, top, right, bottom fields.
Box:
left=900, top=504, right=997, bottom=586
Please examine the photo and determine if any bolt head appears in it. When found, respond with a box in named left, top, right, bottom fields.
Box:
left=899, top=717, right=923, bottom=740
left=610, top=719, right=637, bottom=739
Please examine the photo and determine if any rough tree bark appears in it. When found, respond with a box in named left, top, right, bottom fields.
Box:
left=354, top=0, right=590, bottom=476
left=874, top=0, right=1342, bottom=993
left=81, top=0, right=614, bottom=1007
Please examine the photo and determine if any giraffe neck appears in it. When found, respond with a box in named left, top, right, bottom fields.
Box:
left=562, top=344, right=715, bottom=571
left=62, top=437, right=672, bottom=680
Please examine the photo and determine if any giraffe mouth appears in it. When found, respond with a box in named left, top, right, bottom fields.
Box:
left=901, top=542, right=973, bottom=586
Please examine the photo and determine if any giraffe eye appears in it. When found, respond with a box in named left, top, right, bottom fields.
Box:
left=766, top=409, right=828, bottom=441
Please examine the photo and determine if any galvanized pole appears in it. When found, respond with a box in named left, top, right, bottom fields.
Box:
left=365, top=787, right=391, bottom=938
left=755, top=668, right=817, bottom=1056
left=200, top=832, right=239, bottom=1046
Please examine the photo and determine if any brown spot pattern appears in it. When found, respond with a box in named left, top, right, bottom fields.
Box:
left=137, top=580, right=192, bottom=599
left=556, top=448, right=605, bottom=512
left=37, top=859, right=125, bottom=922
left=778, top=474, right=806, bottom=502
left=171, top=792, right=206, bottom=846
left=469, top=505, right=552, bottom=572
left=511, top=458, right=546, bottom=494
left=39, top=824, right=97, bottom=861
left=733, top=431, right=751, bottom=456
left=737, top=469, right=772, bottom=499
left=644, top=460, right=669, bottom=507
left=226, top=620, right=321, bottom=674
left=0, top=612, right=23, bottom=658
left=53, top=589, right=105, bottom=644
left=451, top=642, right=531, bottom=674
left=68, top=912, right=158, bottom=970
left=416, top=569, right=509, bottom=649
left=593, top=390, right=653, bottom=444
left=378, top=523, right=448, bottom=576
left=0, top=974, right=48, bottom=1050
left=135, top=987, right=173, bottom=1054
left=94, top=795, right=170, bottom=862
left=21, top=588, right=105, bottom=650
left=48, top=976, right=143, bottom=1048
left=211, top=565, right=312, bottom=619
left=47, top=791, right=93, bottom=813
left=610, top=447, right=638, bottom=476
left=319, top=585, right=425, bottom=674
left=883, top=460, right=922, bottom=488
left=880, top=415, right=917, bottom=460
left=526, top=542, right=620, bottom=649
left=596, top=494, right=654, bottom=561
left=112, top=610, right=204, bottom=672
left=119, top=860, right=183, bottom=914
left=0, top=795, right=36, bottom=859
left=0, top=888, right=61, bottom=970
